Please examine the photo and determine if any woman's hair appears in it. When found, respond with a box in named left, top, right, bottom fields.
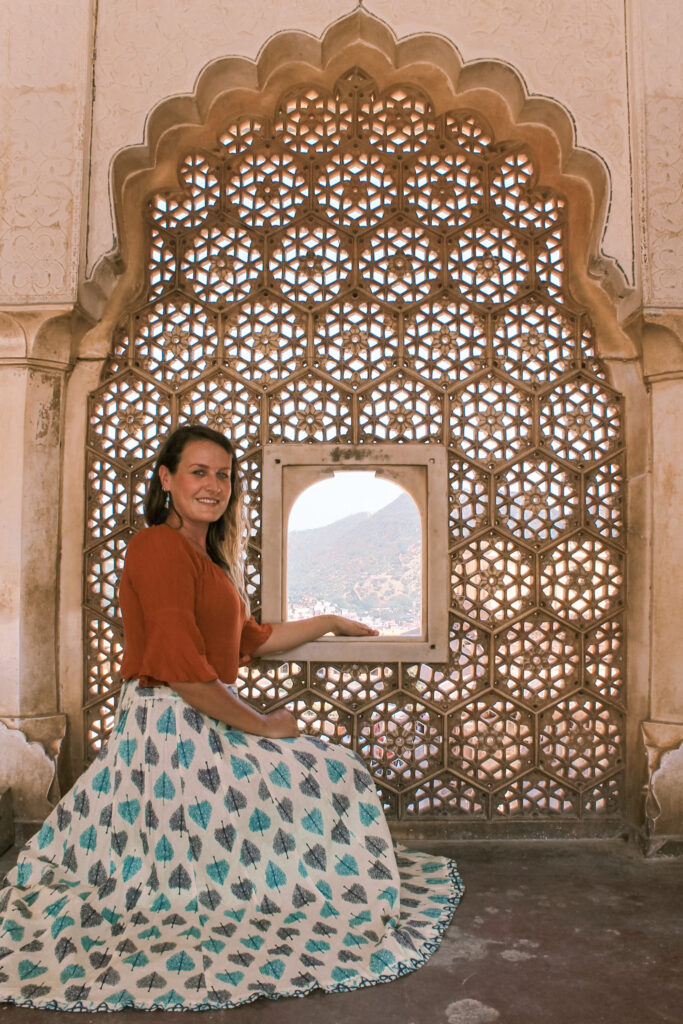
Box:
left=146, top=424, right=250, bottom=610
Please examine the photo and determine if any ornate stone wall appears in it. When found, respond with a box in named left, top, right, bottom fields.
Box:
left=85, top=0, right=635, bottom=294
left=0, top=0, right=91, bottom=305
left=0, top=0, right=681, bottom=849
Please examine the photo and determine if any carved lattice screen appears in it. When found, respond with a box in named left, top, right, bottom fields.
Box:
left=85, top=69, right=625, bottom=826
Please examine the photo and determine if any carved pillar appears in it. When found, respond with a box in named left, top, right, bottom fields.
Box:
left=0, top=311, right=77, bottom=819
left=639, top=355, right=683, bottom=854
left=632, top=0, right=683, bottom=853
left=0, top=0, right=93, bottom=823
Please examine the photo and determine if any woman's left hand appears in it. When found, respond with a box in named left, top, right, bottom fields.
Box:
left=328, top=615, right=379, bottom=637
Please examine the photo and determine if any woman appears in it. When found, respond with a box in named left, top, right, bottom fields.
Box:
left=0, top=425, right=463, bottom=1011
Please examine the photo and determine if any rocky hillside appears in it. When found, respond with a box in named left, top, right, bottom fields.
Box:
left=287, top=492, right=422, bottom=632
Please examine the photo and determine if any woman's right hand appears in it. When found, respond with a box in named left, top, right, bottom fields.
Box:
left=264, top=708, right=300, bottom=738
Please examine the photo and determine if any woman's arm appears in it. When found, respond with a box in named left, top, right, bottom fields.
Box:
left=252, top=614, right=378, bottom=656
left=167, top=678, right=298, bottom=738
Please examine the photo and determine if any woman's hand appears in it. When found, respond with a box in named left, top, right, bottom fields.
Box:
left=253, top=614, right=379, bottom=655
left=264, top=708, right=300, bottom=739
left=328, top=615, right=379, bottom=637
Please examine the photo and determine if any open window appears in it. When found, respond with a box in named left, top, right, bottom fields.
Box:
left=261, top=444, right=449, bottom=661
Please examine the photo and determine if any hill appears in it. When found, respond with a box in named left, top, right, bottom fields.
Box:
left=287, top=492, right=422, bottom=632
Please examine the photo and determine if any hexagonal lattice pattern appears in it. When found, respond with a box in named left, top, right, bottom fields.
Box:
left=147, top=230, right=177, bottom=298
left=357, top=697, right=443, bottom=790
left=218, top=118, right=267, bottom=155
left=85, top=693, right=121, bottom=757
left=540, top=533, right=623, bottom=624
left=132, top=295, right=218, bottom=385
left=448, top=374, right=532, bottom=466
left=448, top=456, right=489, bottom=540
left=581, top=775, right=622, bottom=816
left=86, top=617, right=124, bottom=700
left=286, top=691, right=353, bottom=745
left=359, top=86, right=434, bottom=153
left=540, top=375, right=621, bottom=464
left=131, top=463, right=154, bottom=530
left=584, top=619, right=625, bottom=706
left=358, top=372, right=443, bottom=442
left=225, top=149, right=307, bottom=228
left=359, top=222, right=441, bottom=304
left=448, top=696, right=535, bottom=788
left=494, top=615, right=581, bottom=708
left=85, top=532, right=133, bottom=621
left=404, top=775, right=487, bottom=817
left=270, top=220, right=352, bottom=304
left=314, top=150, right=396, bottom=229
left=274, top=87, right=352, bottom=154
left=236, top=660, right=306, bottom=710
left=405, top=151, right=484, bottom=229
left=87, top=456, right=130, bottom=539
left=89, top=373, right=172, bottom=465
left=585, top=458, right=624, bottom=540
left=178, top=372, right=262, bottom=455
left=224, top=299, right=307, bottom=385
left=148, top=154, right=220, bottom=232
left=536, top=228, right=564, bottom=298
left=84, top=70, right=625, bottom=826
left=495, top=454, right=580, bottom=545
left=451, top=533, right=535, bottom=624
left=403, top=298, right=487, bottom=384
left=493, top=299, right=576, bottom=386
left=238, top=452, right=263, bottom=540
left=490, top=150, right=564, bottom=233
left=445, top=111, right=492, bottom=154
left=313, top=299, right=398, bottom=386
left=403, top=616, right=489, bottom=708
left=492, top=772, right=578, bottom=817
left=449, top=223, right=529, bottom=305
left=181, top=222, right=263, bottom=305
left=267, top=373, right=353, bottom=442
left=539, top=696, right=623, bottom=785
left=311, top=663, right=397, bottom=710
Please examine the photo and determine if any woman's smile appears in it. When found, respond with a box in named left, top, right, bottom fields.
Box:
left=158, top=439, right=233, bottom=541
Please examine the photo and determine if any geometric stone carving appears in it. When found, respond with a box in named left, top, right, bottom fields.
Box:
left=84, top=68, right=626, bottom=827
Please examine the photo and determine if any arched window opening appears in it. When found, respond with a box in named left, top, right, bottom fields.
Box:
left=84, top=65, right=625, bottom=832
left=287, top=472, right=422, bottom=637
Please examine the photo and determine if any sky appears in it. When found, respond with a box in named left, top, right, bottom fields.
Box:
left=288, top=471, right=404, bottom=532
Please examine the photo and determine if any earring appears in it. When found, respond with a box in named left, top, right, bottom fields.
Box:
left=163, top=490, right=170, bottom=507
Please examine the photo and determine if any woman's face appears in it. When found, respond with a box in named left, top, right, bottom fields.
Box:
left=159, top=440, right=233, bottom=531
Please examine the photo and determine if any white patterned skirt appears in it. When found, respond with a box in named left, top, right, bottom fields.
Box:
left=0, top=682, right=463, bottom=1011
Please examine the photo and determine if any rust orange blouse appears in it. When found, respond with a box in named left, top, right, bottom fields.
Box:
left=119, top=525, right=272, bottom=688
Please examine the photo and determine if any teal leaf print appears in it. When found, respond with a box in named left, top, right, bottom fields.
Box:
left=156, top=707, right=176, bottom=737
left=188, top=800, right=212, bottom=830
left=118, top=798, right=141, bottom=824
left=268, top=761, right=291, bottom=788
left=153, top=773, right=175, bottom=802
left=265, top=861, right=286, bottom=892
left=230, top=755, right=255, bottom=780
left=248, top=808, right=271, bottom=835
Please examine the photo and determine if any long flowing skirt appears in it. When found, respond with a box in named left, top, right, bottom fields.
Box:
left=0, top=683, right=463, bottom=1011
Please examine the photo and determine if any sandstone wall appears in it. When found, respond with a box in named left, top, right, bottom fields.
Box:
left=0, top=0, right=680, bottom=851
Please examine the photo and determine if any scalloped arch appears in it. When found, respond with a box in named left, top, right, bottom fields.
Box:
left=81, top=8, right=634, bottom=361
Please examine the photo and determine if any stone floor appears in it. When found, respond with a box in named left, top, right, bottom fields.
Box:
left=1, top=838, right=681, bottom=1024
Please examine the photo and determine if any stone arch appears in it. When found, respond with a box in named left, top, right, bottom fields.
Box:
left=80, top=9, right=635, bottom=364
left=59, top=9, right=649, bottom=834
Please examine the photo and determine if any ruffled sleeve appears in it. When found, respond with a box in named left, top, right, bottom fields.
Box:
left=119, top=528, right=219, bottom=684
left=239, top=617, right=273, bottom=664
